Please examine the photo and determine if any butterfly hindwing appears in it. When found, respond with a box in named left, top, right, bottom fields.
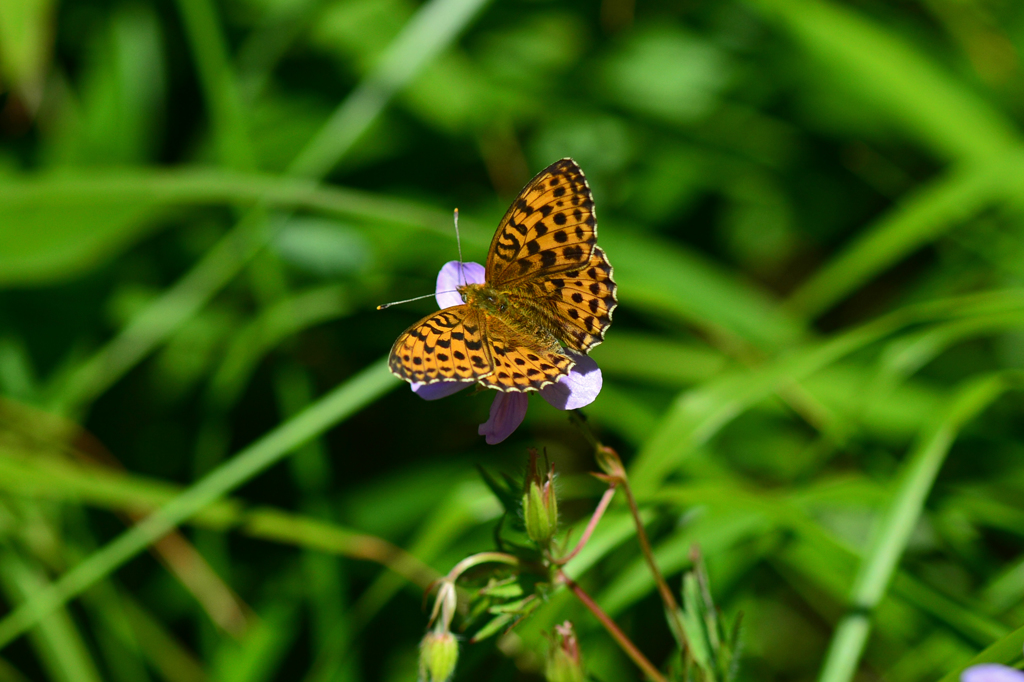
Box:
left=389, top=307, right=493, bottom=385
left=476, top=315, right=574, bottom=392
left=532, top=246, right=617, bottom=352
left=487, top=158, right=597, bottom=285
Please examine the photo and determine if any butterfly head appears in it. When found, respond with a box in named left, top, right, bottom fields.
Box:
left=459, top=282, right=508, bottom=314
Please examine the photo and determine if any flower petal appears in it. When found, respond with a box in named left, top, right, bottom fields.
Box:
left=435, top=261, right=485, bottom=309
left=962, top=665, right=1024, bottom=682
left=478, top=392, right=528, bottom=444
left=412, top=380, right=473, bottom=401
left=540, top=351, right=602, bottom=410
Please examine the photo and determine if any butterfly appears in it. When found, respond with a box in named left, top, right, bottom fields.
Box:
left=387, top=158, right=616, bottom=392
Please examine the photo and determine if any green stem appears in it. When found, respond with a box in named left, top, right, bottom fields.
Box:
left=446, top=552, right=520, bottom=581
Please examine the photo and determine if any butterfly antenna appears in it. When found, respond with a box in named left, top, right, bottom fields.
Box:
left=378, top=208, right=466, bottom=311
left=454, top=208, right=467, bottom=286
left=377, top=290, right=459, bottom=310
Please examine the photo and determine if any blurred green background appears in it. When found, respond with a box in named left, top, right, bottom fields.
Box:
left=1, top=0, right=1024, bottom=680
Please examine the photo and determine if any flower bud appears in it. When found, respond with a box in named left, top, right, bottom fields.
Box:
left=430, top=579, right=458, bottom=632
left=546, top=621, right=584, bottom=682
left=594, top=444, right=625, bottom=480
left=523, top=449, right=558, bottom=547
left=419, top=629, right=458, bottom=682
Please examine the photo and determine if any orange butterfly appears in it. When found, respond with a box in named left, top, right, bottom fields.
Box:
left=388, top=159, right=616, bottom=392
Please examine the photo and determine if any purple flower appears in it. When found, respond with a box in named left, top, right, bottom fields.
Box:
left=962, top=665, right=1024, bottom=682
left=411, top=261, right=604, bottom=444
left=962, top=645, right=1024, bottom=682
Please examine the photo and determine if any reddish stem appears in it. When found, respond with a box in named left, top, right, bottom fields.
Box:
left=570, top=415, right=690, bottom=653
left=620, top=476, right=687, bottom=646
left=552, top=485, right=617, bottom=565
left=558, top=568, right=667, bottom=682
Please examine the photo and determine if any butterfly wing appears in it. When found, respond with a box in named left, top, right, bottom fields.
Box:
left=486, top=158, right=598, bottom=285
left=475, top=315, right=575, bottom=392
left=388, top=306, right=493, bottom=385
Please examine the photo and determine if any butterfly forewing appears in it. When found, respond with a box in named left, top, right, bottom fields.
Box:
left=389, top=307, right=494, bottom=385
left=487, top=159, right=597, bottom=285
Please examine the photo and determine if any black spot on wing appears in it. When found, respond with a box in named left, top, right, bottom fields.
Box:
left=563, top=245, right=584, bottom=261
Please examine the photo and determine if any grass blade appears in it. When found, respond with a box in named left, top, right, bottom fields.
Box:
left=0, top=358, right=397, bottom=648
left=816, top=372, right=1020, bottom=682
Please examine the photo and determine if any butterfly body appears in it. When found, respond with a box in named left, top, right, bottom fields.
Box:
left=388, top=159, right=616, bottom=393
left=460, top=282, right=559, bottom=351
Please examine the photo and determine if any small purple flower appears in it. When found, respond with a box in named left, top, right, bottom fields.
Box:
left=962, top=665, right=1024, bottom=682
left=411, top=261, right=604, bottom=445
left=962, top=645, right=1024, bottom=682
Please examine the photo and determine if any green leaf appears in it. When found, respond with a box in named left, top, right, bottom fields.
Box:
left=0, top=181, right=166, bottom=285
left=0, top=0, right=53, bottom=94
left=751, top=0, right=1020, bottom=162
